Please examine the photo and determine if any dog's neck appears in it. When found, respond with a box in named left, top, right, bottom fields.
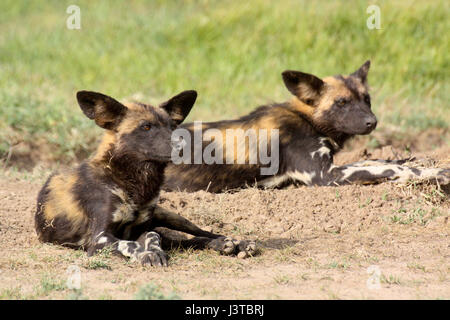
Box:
left=91, top=132, right=165, bottom=206
left=286, top=98, right=352, bottom=149
left=108, top=153, right=166, bottom=205
left=305, top=119, right=352, bottom=149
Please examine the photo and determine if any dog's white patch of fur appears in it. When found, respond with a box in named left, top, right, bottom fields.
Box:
left=310, top=146, right=331, bottom=159
left=97, top=236, right=108, bottom=245
left=260, top=170, right=316, bottom=187
left=259, top=174, right=290, bottom=188
left=117, top=240, right=141, bottom=260
left=110, top=188, right=136, bottom=224
left=287, top=170, right=316, bottom=185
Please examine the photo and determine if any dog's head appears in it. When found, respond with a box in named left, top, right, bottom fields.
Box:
left=76, top=90, right=197, bottom=162
left=282, top=61, right=377, bottom=137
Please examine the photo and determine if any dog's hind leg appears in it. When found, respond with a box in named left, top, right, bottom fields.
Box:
left=325, top=162, right=450, bottom=186
left=152, top=206, right=222, bottom=239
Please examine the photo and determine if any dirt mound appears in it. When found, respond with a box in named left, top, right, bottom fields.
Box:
left=335, top=128, right=449, bottom=166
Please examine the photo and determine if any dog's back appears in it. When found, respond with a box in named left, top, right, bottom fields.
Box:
left=164, top=62, right=376, bottom=192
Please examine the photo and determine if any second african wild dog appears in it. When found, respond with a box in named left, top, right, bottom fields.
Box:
left=163, top=61, right=450, bottom=192
left=35, top=90, right=256, bottom=266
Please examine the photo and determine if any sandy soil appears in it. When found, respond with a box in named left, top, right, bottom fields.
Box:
left=0, top=144, right=449, bottom=300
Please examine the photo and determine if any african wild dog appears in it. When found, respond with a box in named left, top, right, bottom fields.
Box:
left=163, top=61, right=450, bottom=192
left=35, top=90, right=256, bottom=266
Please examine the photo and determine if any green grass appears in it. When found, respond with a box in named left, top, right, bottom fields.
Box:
left=389, top=206, right=442, bottom=226
left=134, top=283, right=180, bottom=300
left=0, top=287, right=26, bottom=300
left=83, top=246, right=113, bottom=270
left=327, top=260, right=351, bottom=270
left=35, top=274, right=66, bottom=296
left=66, top=289, right=89, bottom=300
left=0, top=0, right=449, bottom=162
left=380, top=273, right=402, bottom=285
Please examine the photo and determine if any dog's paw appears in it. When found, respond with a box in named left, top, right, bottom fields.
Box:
left=436, top=169, right=450, bottom=185
left=137, top=249, right=168, bottom=267
left=207, top=237, right=257, bottom=258
left=416, top=168, right=450, bottom=185
left=137, top=231, right=161, bottom=251
left=236, top=240, right=257, bottom=259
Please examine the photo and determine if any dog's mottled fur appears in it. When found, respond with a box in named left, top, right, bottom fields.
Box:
left=35, top=90, right=256, bottom=266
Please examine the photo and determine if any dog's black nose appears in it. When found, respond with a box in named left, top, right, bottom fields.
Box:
left=365, top=117, right=377, bottom=130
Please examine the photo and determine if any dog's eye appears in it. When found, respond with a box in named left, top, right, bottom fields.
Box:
left=364, top=94, right=371, bottom=105
left=305, top=99, right=314, bottom=105
left=336, top=98, right=348, bottom=107
left=141, top=124, right=151, bottom=131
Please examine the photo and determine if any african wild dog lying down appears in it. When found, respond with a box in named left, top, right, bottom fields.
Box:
left=163, top=61, right=450, bottom=192
left=35, top=90, right=256, bottom=266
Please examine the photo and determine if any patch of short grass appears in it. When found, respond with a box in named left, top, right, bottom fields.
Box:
left=134, top=283, right=180, bottom=300
left=85, top=259, right=111, bottom=270
left=390, top=206, right=442, bottom=226
left=327, top=260, right=351, bottom=270
left=407, top=263, right=427, bottom=273
left=0, top=287, right=27, bottom=300
left=66, top=289, right=89, bottom=300
left=380, top=274, right=402, bottom=285
left=274, top=245, right=299, bottom=263
left=273, top=274, right=291, bottom=285
left=83, top=247, right=113, bottom=270
left=35, top=274, right=66, bottom=296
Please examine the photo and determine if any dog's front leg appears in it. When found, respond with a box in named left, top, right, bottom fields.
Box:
left=155, top=228, right=258, bottom=259
left=152, top=206, right=257, bottom=258
left=324, top=160, right=450, bottom=186
left=88, top=231, right=168, bottom=267
left=152, top=206, right=222, bottom=238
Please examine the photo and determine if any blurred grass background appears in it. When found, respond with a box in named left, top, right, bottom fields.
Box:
left=0, top=0, right=448, bottom=165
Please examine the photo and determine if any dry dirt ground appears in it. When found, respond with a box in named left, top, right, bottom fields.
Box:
left=0, top=141, right=449, bottom=300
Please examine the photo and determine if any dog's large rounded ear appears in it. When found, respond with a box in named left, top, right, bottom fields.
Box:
left=351, top=60, right=371, bottom=84
left=282, top=70, right=324, bottom=105
left=76, top=91, right=127, bottom=130
left=160, top=90, right=197, bottom=125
